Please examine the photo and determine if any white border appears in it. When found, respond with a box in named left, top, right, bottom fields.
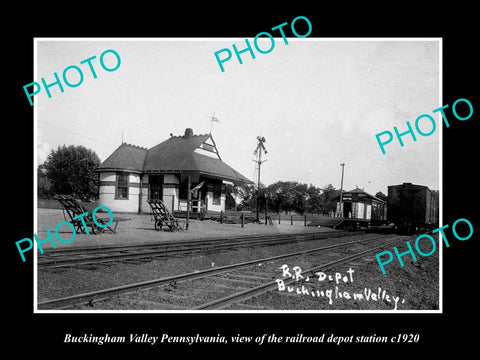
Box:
left=33, top=37, right=443, bottom=314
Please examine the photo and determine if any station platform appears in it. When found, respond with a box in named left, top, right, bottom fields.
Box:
left=308, top=217, right=371, bottom=230
left=34, top=208, right=341, bottom=250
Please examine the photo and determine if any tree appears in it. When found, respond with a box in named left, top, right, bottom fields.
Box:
left=237, top=185, right=252, bottom=210
left=263, top=181, right=325, bottom=215
left=306, top=183, right=323, bottom=214
left=225, top=185, right=239, bottom=211
left=43, top=145, right=101, bottom=200
left=320, top=184, right=340, bottom=214
left=267, top=181, right=295, bottom=212
left=239, top=181, right=341, bottom=215
left=37, top=163, right=53, bottom=198
left=291, top=182, right=308, bottom=214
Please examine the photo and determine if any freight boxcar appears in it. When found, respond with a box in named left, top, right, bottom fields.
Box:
left=387, top=183, right=439, bottom=233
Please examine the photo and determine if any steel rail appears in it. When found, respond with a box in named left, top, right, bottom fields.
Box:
left=193, top=239, right=400, bottom=310
left=40, top=230, right=348, bottom=256
left=37, top=231, right=354, bottom=269
left=37, top=235, right=386, bottom=310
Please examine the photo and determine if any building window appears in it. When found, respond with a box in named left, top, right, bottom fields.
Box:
left=116, top=172, right=129, bottom=199
left=213, top=183, right=222, bottom=205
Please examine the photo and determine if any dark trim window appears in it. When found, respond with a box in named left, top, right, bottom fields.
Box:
left=116, top=172, right=129, bottom=199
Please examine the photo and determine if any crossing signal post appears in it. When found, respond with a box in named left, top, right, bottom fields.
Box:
left=253, top=136, right=268, bottom=223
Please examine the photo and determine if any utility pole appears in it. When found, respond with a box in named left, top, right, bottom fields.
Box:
left=339, top=163, right=345, bottom=216
left=253, top=136, right=268, bottom=223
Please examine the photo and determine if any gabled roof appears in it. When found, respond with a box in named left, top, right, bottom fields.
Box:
left=192, top=152, right=251, bottom=183
left=96, top=129, right=252, bottom=184
left=96, top=143, right=147, bottom=173
left=342, top=188, right=386, bottom=203
left=143, top=133, right=210, bottom=172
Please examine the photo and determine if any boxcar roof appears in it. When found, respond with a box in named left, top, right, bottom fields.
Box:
left=388, top=182, right=430, bottom=190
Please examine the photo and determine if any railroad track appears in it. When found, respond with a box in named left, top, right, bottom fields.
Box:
left=37, top=230, right=355, bottom=269
left=37, top=233, right=407, bottom=310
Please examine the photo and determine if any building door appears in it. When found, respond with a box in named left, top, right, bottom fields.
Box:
left=148, top=175, right=163, bottom=201
left=343, top=202, right=351, bottom=218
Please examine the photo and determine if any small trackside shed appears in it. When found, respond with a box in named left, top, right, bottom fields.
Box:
left=336, top=188, right=387, bottom=224
left=387, top=182, right=439, bottom=232
left=96, top=128, right=252, bottom=214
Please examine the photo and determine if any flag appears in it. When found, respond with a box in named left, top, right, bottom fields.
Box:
left=209, top=114, right=219, bottom=134
left=191, top=181, right=205, bottom=192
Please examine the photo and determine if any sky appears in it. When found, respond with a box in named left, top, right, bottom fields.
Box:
left=35, top=38, right=440, bottom=196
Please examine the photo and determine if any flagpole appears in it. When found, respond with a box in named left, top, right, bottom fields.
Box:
left=210, top=113, right=219, bottom=134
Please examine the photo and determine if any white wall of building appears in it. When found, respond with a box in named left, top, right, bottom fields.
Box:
left=140, top=174, right=180, bottom=213
left=357, top=203, right=365, bottom=219
left=163, top=174, right=179, bottom=213
left=140, top=174, right=150, bottom=213
left=100, top=172, right=115, bottom=182
left=206, top=191, right=225, bottom=213
left=99, top=171, right=228, bottom=214
left=98, top=171, right=141, bottom=213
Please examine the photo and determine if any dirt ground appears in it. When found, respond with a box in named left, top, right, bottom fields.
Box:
left=35, top=208, right=440, bottom=311
left=240, top=239, right=440, bottom=311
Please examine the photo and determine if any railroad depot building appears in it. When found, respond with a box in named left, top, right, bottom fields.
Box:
left=96, top=128, right=252, bottom=214
left=336, top=188, right=387, bottom=223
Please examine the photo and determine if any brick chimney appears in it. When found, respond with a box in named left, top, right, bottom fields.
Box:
left=184, top=128, right=194, bottom=138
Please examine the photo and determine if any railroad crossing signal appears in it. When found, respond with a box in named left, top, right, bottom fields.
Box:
left=253, top=136, right=268, bottom=222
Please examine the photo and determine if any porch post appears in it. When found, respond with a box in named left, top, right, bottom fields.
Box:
left=138, top=174, right=143, bottom=214
left=186, top=175, right=191, bottom=230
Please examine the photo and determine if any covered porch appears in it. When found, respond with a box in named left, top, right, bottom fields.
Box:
left=139, top=170, right=241, bottom=217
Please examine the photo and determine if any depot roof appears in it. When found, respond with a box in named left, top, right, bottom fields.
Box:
left=97, top=128, right=252, bottom=184
left=341, top=188, right=386, bottom=203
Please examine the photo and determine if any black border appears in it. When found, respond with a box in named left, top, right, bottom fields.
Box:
left=7, top=5, right=478, bottom=355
